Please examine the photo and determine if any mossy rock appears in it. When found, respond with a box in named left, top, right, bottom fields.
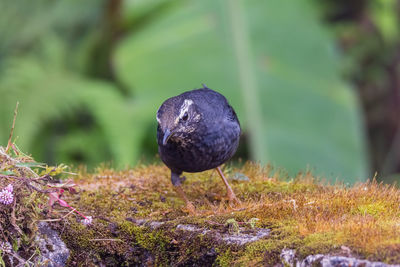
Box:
left=44, top=163, right=400, bottom=266
left=2, top=152, right=399, bottom=266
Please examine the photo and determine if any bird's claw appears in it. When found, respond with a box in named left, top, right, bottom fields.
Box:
left=227, top=192, right=242, bottom=207
left=179, top=176, right=186, bottom=184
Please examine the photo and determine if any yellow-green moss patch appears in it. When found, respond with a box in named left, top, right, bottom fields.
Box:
left=51, top=162, right=400, bottom=265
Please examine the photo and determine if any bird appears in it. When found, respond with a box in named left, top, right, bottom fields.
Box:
left=156, top=84, right=241, bottom=213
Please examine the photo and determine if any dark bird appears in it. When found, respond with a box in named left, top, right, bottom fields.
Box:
left=156, top=84, right=241, bottom=213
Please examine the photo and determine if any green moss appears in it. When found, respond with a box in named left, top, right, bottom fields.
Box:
left=215, top=248, right=233, bottom=267
left=119, top=221, right=171, bottom=265
left=122, top=222, right=170, bottom=251
left=353, top=201, right=388, bottom=218
left=40, top=162, right=400, bottom=265
left=299, top=232, right=337, bottom=256
left=234, top=224, right=301, bottom=265
left=2, top=143, right=398, bottom=266
left=62, top=221, right=97, bottom=249
left=237, top=230, right=336, bottom=266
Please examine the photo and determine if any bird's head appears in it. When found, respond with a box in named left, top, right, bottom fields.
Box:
left=157, top=98, right=202, bottom=145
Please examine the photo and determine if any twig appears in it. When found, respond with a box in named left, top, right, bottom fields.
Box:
left=39, top=208, right=77, bottom=222
left=26, top=184, right=55, bottom=194
left=24, top=250, right=39, bottom=266
left=6, top=250, right=33, bottom=267
left=0, top=174, right=49, bottom=181
left=6, top=102, right=19, bottom=153
left=0, top=173, right=55, bottom=193
left=0, top=148, right=39, bottom=178
left=10, top=200, right=23, bottom=235
left=0, top=175, right=14, bottom=181
left=10, top=143, right=20, bottom=156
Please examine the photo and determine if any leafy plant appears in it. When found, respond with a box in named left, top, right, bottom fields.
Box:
left=0, top=141, right=91, bottom=265
left=115, top=0, right=368, bottom=181
left=0, top=0, right=369, bottom=182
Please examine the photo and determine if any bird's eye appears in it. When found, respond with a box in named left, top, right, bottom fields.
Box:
left=182, top=112, right=188, bottom=121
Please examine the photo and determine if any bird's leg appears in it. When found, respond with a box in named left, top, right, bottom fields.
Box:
left=171, top=171, right=195, bottom=214
left=216, top=167, right=241, bottom=206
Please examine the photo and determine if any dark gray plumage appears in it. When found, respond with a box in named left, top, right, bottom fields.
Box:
left=156, top=85, right=241, bottom=212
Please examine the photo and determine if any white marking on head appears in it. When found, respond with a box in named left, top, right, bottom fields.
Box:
left=156, top=106, right=162, bottom=124
left=175, top=99, right=193, bottom=124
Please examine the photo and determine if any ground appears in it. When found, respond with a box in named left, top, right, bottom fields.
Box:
left=56, top=163, right=400, bottom=266
left=1, top=150, right=400, bottom=266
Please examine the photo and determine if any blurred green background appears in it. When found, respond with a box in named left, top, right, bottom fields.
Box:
left=0, top=0, right=399, bottom=184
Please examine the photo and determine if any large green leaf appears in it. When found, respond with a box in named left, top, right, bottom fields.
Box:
left=0, top=44, right=147, bottom=168
left=115, top=0, right=368, bottom=182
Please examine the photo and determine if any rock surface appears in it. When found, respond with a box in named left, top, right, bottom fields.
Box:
left=175, top=223, right=271, bottom=246
left=35, top=222, right=70, bottom=267
left=280, top=249, right=400, bottom=267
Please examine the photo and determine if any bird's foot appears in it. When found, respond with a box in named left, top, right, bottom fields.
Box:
left=174, top=185, right=196, bottom=214
left=215, top=167, right=241, bottom=207
left=179, top=175, right=186, bottom=184
left=227, top=190, right=242, bottom=207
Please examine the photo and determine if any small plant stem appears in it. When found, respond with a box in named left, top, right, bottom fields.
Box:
left=39, top=209, right=77, bottom=222
left=6, top=102, right=19, bottom=153
left=62, top=201, right=89, bottom=220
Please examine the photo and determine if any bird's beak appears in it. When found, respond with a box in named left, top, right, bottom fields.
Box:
left=163, top=129, right=176, bottom=145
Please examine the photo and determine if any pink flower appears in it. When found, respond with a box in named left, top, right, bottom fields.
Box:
left=0, top=242, right=12, bottom=253
left=5, top=184, right=13, bottom=193
left=82, top=216, right=93, bottom=226
left=0, top=189, right=14, bottom=205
